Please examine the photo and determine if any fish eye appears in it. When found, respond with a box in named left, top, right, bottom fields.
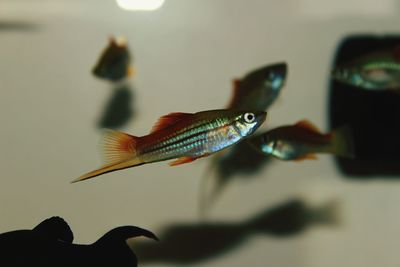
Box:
left=243, top=112, right=255, bottom=123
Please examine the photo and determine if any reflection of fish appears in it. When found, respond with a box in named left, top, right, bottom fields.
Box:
left=134, top=198, right=339, bottom=265
left=332, top=46, right=400, bottom=90
left=74, top=110, right=267, bottom=182
left=199, top=142, right=271, bottom=215
left=227, top=62, right=287, bottom=110
left=0, top=216, right=158, bottom=267
left=97, top=84, right=134, bottom=129
left=92, top=37, right=134, bottom=82
left=249, top=120, right=355, bottom=161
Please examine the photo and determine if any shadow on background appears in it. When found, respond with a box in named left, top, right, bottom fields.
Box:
left=0, top=21, right=38, bottom=32
left=133, top=198, right=338, bottom=265
left=330, top=35, right=400, bottom=178
left=200, top=141, right=272, bottom=213
left=207, top=141, right=271, bottom=204
left=0, top=216, right=157, bottom=267
left=97, top=84, right=135, bottom=129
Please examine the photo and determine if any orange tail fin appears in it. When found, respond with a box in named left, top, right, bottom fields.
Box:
left=72, top=130, right=142, bottom=183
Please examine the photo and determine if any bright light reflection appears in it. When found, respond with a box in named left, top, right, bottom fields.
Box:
left=116, top=0, right=165, bottom=11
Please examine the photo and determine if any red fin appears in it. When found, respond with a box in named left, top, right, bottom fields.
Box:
left=150, top=112, right=193, bottom=133
left=169, top=157, right=197, bottom=166
left=169, top=153, right=210, bottom=166
left=109, top=36, right=117, bottom=45
left=394, top=45, right=400, bottom=63
left=233, top=78, right=241, bottom=90
left=294, top=154, right=318, bottom=161
left=295, top=120, right=321, bottom=134
left=102, top=129, right=139, bottom=165
left=109, top=36, right=127, bottom=47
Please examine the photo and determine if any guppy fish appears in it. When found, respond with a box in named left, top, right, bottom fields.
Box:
left=332, top=46, right=400, bottom=90
left=227, top=62, right=287, bottom=110
left=73, top=109, right=266, bottom=182
left=249, top=120, right=354, bottom=161
left=92, top=36, right=134, bottom=82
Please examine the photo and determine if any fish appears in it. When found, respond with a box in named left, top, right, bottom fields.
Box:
left=73, top=109, right=267, bottom=182
left=198, top=63, right=286, bottom=214
left=248, top=120, right=355, bottom=161
left=199, top=62, right=288, bottom=216
left=227, top=62, right=287, bottom=110
left=92, top=36, right=134, bottom=82
left=332, top=46, right=400, bottom=90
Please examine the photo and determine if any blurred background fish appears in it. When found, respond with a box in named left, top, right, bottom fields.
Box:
left=249, top=120, right=355, bottom=161
left=200, top=63, right=287, bottom=214
left=332, top=45, right=400, bottom=90
left=92, top=36, right=134, bottom=82
left=74, top=110, right=266, bottom=183
left=227, top=62, right=287, bottom=110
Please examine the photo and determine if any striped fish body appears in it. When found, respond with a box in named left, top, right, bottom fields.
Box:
left=74, top=109, right=266, bottom=182
left=139, top=114, right=241, bottom=163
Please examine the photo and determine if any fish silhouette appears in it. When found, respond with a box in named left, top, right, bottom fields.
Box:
left=0, top=216, right=158, bottom=267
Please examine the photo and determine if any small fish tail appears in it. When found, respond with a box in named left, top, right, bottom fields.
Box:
left=311, top=200, right=341, bottom=226
left=72, top=130, right=143, bottom=183
left=331, top=125, right=355, bottom=159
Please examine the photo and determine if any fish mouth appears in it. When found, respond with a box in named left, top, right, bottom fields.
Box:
left=268, top=62, right=287, bottom=79
left=255, top=111, right=267, bottom=125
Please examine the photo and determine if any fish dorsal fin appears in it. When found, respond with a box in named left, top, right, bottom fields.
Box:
left=150, top=112, right=193, bottom=133
left=295, top=120, right=321, bottom=133
left=109, top=36, right=126, bottom=47
left=233, top=78, right=241, bottom=90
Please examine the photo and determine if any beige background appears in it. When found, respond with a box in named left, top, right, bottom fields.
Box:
left=1, top=0, right=400, bottom=266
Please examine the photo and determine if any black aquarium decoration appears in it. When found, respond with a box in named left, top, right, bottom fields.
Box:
left=0, top=216, right=158, bottom=267
left=330, top=35, right=400, bottom=177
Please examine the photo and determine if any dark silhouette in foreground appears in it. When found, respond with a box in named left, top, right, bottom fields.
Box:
left=0, top=216, right=158, bottom=267
left=98, top=84, right=135, bottom=129
left=134, top=198, right=339, bottom=265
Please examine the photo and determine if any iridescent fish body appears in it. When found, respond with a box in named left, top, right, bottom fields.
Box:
left=73, top=109, right=266, bottom=182
left=227, top=62, right=287, bottom=110
left=92, top=37, right=134, bottom=82
left=332, top=47, right=400, bottom=90
left=249, top=120, right=354, bottom=161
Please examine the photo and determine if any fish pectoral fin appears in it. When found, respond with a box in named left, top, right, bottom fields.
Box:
left=294, top=153, right=318, bottom=161
left=169, top=157, right=197, bottom=166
